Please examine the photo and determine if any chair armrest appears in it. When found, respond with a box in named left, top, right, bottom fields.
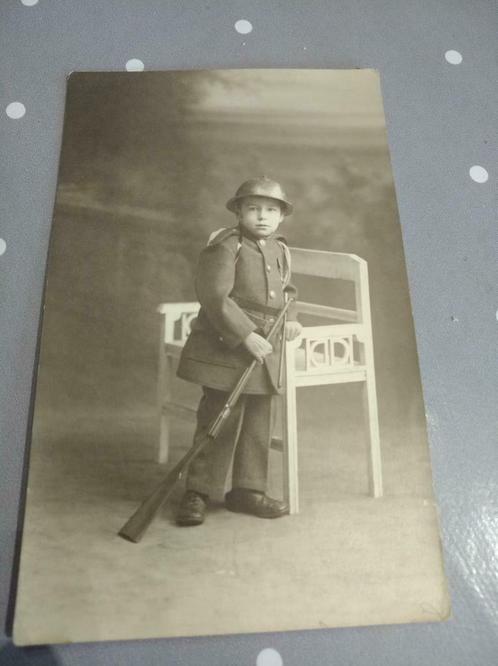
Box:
left=157, top=302, right=200, bottom=345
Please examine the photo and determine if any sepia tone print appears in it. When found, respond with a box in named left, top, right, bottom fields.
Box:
left=13, top=69, right=450, bottom=646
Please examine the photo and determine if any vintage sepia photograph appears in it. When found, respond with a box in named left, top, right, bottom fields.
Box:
left=12, top=68, right=450, bottom=645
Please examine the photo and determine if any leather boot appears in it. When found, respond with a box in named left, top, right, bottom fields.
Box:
left=176, top=490, right=208, bottom=526
left=225, top=488, right=288, bottom=518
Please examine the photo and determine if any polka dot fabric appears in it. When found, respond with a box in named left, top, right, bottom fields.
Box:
left=125, top=58, right=144, bottom=72
left=235, top=19, right=253, bottom=34
left=5, top=102, right=26, bottom=119
left=445, top=49, right=463, bottom=64
left=257, top=648, right=283, bottom=666
left=1, top=2, right=497, bottom=665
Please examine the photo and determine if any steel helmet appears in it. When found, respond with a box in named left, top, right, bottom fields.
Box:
left=226, top=176, right=294, bottom=216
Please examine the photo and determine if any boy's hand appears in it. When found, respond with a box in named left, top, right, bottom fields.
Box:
left=285, top=320, right=302, bottom=341
left=243, top=332, right=273, bottom=364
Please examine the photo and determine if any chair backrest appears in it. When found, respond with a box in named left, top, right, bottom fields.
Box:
left=290, top=248, right=364, bottom=281
left=157, top=248, right=373, bottom=344
left=289, top=248, right=371, bottom=327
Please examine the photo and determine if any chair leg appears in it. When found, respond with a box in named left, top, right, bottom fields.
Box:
left=158, top=414, right=171, bottom=464
left=157, top=350, right=173, bottom=464
left=362, top=373, right=383, bottom=497
left=283, top=344, right=299, bottom=514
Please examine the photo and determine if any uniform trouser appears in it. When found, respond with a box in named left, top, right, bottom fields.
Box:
left=185, top=386, right=276, bottom=498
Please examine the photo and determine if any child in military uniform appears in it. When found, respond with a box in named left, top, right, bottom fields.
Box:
left=175, top=177, right=302, bottom=526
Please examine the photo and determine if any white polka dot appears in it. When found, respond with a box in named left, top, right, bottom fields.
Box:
left=469, top=165, right=489, bottom=183
left=0, top=239, right=6, bottom=256
left=125, top=59, right=144, bottom=72
left=21, top=0, right=39, bottom=5
left=445, top=50, right=462, bottom=65
left=257, top=648, right=283, bottom=666
left=6, top=102, right=26, bottom=119
left=235, top=19, right=253, bottom=34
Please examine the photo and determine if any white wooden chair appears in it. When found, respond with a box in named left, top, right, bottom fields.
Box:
left=156, top=248, right=383, bottom=513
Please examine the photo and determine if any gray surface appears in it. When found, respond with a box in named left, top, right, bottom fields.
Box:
left=1, top=1, right=497, bottom=665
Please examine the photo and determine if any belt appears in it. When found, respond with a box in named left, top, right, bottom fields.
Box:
left=231, top=296, right=281, bottom=316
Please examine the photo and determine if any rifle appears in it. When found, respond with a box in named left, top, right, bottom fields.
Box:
left=118, top=297, right=294, bottom=543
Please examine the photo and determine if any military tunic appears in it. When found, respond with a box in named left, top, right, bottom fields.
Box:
left=176, top=222, right=299, bottom=497
left=176, top=224, right=299, bottom=395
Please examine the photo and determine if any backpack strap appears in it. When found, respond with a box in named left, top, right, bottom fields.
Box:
left=207, top=226, right=242, bottom=260
left=276, top=239, right=291, bottom=287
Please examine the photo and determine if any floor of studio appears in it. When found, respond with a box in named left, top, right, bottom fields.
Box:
left=13, top=385, right=450, bottom=645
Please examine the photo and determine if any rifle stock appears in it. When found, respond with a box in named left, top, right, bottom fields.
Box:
left=118, top=297, right=293, bottom=543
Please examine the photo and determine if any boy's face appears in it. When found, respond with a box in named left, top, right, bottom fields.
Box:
left=237, top=196, right=284, bottom=239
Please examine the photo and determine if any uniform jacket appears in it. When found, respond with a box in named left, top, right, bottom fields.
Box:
left=176, top=224, right=299, bottom=395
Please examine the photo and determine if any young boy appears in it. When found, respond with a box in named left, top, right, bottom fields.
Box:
left=175, top=176, right=302, bottom=526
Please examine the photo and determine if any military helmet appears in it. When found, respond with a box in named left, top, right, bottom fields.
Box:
left=226, top=176, right=294, bottom=216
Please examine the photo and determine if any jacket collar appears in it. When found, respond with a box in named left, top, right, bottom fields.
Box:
left=237, top=223, right=288, bottom=245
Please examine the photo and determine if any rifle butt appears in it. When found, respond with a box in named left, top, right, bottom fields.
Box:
left=117, top=433, right=212, bottom=543
left=118, top=473, right=180, bottom=543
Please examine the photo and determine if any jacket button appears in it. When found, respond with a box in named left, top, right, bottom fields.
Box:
left=219, top=336, right=224, bottom=342
left=267, top=264, right=271, bottom=271
left=269, top=290, right=275, bottom=299
left=259, top=239, right=266, bottom=247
